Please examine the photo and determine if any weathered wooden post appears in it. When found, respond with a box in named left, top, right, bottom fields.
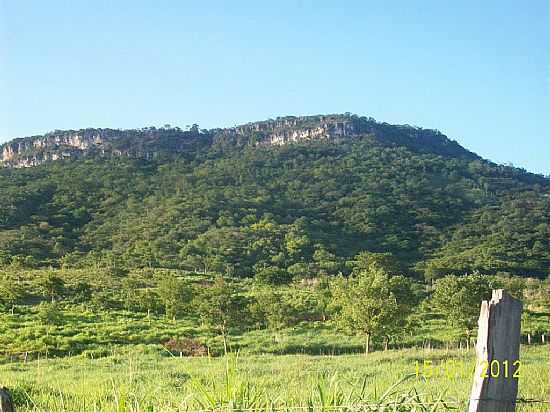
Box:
left=469, top=290, right=522, bottom=412
left=0, top=387, right=14, bottom=412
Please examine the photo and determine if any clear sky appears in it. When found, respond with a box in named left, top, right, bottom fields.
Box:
left=1, top=1, right=548, bottom=174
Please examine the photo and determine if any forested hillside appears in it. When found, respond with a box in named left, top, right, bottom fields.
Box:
left=1, top=114, right=549, bottom=280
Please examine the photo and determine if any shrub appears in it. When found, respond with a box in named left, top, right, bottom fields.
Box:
left=163, top=337, right=207, bottom=357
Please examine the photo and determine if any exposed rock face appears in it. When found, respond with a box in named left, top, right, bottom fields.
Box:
left=3, top=132, right=101, bottom=156
left=231, top=115, right=360, bottom=145
left=1, top=132, right=104, bottom=167
left=0, top=127, right=204, bottom=168
left=227, top=114, right=476, bottom=160
left=0, top=114, right=476, bottom=168
left=1, top=131, right=107, bottom=167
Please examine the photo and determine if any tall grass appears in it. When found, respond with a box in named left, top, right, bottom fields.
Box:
left=189, top=355, right=457, bottom=411
left=1, top=347, right=548, bottom=411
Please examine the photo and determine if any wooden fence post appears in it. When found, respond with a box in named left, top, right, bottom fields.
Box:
left=469, top=289, right=522, bottom=412
left=0, top=387, right=14, bottom=412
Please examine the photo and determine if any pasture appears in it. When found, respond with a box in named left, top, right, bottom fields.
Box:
left=0, top=346, right=548, bottom=411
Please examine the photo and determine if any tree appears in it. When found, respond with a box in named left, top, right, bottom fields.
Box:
left=38, top=273, right=65, bottom=302
left=91, top=290, right=122, bottom=310
left=252, top=289, right=297, bottom=331
left=312, top=246, right=342, bottom=276
left=137, top=287, right=162, bottom=317
left=70, top=281, right=92, bottom=303
left=346, top=251, right=401, bottom=275
left=37, top=301, right=64, bottom=327
left=431, top=273, right=494, bottom=347
left=330, top=267, right=415, bottom=354
left=255, top=266, right=291, bottom=284
left=157, top=276, right=191, bottom=320
left=521, top=310, right=537, bottom=345
left=0, top=275, right=23, bottom=314
left=314, top=275, right=332, bottom=321
left=195, top=276, right=249, bottom=354
left=527, top=276, right=550, bottom=312
left=287, top=262, right=313, bottom=280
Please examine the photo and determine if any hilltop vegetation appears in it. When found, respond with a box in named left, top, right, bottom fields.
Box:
left=0, top=115, right=549, bottom=279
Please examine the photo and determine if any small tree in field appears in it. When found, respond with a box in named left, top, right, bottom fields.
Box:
left=330, top=267, right=415, bottom=354
left=38, top=273, right=65, bottom=303
left=0, top=276, right=23, bottom=314
left=195, top=276, right=249, bottom=355
left=252, top=289, right=297, bottom=332
left=37, top=301, right=64, bottom=337
left=431, top=273, right=493, bottom=348
left=157, top=276, right=192, bottom=320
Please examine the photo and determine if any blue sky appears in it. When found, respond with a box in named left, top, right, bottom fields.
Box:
left=1, top=1, right=548, bottom=174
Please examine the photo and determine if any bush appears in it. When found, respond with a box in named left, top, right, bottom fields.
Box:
left=255, top=266, right=291, bottom=284
left=163, top=338, right=208, bottom=357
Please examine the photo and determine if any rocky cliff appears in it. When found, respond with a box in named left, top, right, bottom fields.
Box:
left=229, top=114, right=358, bottom=145
left=1, top=130, right=105, bottom=167
left=226, top=114, right=478, bottom=159
left=0, top=127, right=209, bottom=168
left=0, top=114, right=477, bottom=168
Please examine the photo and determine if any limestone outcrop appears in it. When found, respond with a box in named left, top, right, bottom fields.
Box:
left=0, top=114, right=475, bottom=168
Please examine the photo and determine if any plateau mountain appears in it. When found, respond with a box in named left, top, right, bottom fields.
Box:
left=0, top=114, right=548, bottom=280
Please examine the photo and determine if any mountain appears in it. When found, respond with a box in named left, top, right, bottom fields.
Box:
left=0, top=114, right=549, bottom=280
left=1, top=114, right=477, bottom=168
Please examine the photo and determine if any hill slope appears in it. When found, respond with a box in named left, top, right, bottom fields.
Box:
left=0, top=114, right=548, bottom=279
left=1, top=114, right=477, bottom=168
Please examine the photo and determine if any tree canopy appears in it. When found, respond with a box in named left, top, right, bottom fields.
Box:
left=0, top=118, right=548, bottom=280
left=330, top=267, right=416, bottom=353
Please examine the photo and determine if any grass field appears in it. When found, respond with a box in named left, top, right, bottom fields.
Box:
left=0, top=346, right=548, bottom=411
left=1, top=269, right=549, bottom=410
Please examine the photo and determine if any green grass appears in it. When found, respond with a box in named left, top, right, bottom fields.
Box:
left=5, top=303, right=538, bottom=359
left=1, top=269, right=548, bottom=410
left=0, top=346, right=548, bottom=411
left=0, top=305, right=367, bottom=358
left=2, top=268, right=548, bottom=359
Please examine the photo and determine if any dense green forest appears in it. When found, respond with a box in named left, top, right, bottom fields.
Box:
left=1, top=115, right=549, bottom=280
left=1, top=114, right=549, bottom=361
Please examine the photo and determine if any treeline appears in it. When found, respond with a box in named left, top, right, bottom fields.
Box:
left=1, top=258, right=548, bottom=356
